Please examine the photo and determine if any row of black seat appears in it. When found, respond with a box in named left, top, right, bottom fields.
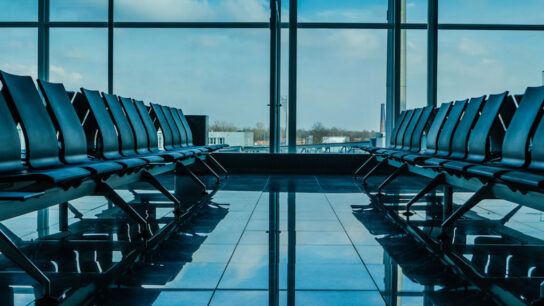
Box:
left=0, top=70, right=228, bottom=297
left=354, top=85, right=544, bottom=231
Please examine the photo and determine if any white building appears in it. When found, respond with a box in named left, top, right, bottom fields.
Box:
left=322, top=136, right=350, bottom=144
left=209, top=132, right=254, bottom=147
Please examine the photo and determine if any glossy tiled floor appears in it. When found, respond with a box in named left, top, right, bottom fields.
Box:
left=3, top=173, right=542, bottom=305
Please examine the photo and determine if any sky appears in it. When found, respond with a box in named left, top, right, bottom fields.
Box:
left=1, top=0, right=544, bottom=132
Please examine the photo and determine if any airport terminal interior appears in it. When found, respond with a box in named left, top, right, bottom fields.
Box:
left=1, top=0, right=544, bottom=305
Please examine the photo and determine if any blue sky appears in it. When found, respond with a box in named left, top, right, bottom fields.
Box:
left=1, top=0, right=544, bottom=132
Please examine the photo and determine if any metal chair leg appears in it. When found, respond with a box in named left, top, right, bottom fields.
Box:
left=354, top=155, right=375, bottom=179
left=441, top=185, right=493, bottom=230
left=196, top=158, right=221, bottom=184
left=377, top=163, right=408, bottom=194
left=362, top=159, right=387, bottom=185
left=140, top=171, right=183, bottom=214
left=97, top=182, right=150, bottom=237
left=207, top=154, right=229, bottom=176
left=404, top=174, right=446, bottom=216
left=178, top=163, right=208, bottom=195
left=0, top=228, right=51, bottom=297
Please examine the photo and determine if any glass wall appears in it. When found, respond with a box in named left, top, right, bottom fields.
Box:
left=3, top=0, right=544, bottom=153
left=114, top=28, right=270, bottom=150
left=49, top=28, right=108, bottom=92
left=297, top=29, right=387, bottom=151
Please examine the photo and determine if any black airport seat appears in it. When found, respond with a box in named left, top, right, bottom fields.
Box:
left=458, top=86, right=544, bottom=179
left=388, top=105, right=435, bottom=159
left=75, top=89, right=149, bottom=169
left=103, top=94, right=165, bottom=164
left=0, top=71, right=91, bottom=185
left=423, top=96, right=484, bottom=166
left=373, top=109, right=416, bottom=155
left=149, top=103, right=196, bottom=156
left=160, top=105, right=204, bottom=155
left=132, top=99, right=185, bottom=160
left=400, top=101, right=453, bottom=163
left=37, top=80, right=124, bottom=176
left=465, top=86, right=544, bottom=186
left=440, top=92, right=513, bottom=172
left=120, top=98, right=183, bottom=162
left=359, top=110, right=408, bottom=153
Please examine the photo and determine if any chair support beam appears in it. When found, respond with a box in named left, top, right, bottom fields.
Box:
left=362, top=159, right=387, bottom=185
left=140, top=171, right=183, bottom=214
left=404, top=173, right=446, bottom=216
left=377, top=163, right=408, bottom=194
left=441, top=185, right=493, bottom=230
left=354, top=154, right=375, bottom=179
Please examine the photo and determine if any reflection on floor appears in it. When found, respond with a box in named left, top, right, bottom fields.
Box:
left=1, top=174, right=542, bottom=304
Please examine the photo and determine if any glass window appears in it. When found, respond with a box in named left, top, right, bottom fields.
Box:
left=439, top=0, right=544, bottom=24
left=404, top=0, right=427, bottom=24
left=280, top=28, right=289, bottom=150
left=114, top=0, right=269, bottom=22
left=114, top=29, right=270, bottom=152
left=438, top=31, right=544, bottom=102
left=297, top=29, right=387, bottom=152
left=0, top=28, right=37, bottom=78
left=49, top=28, right=108, bottom=92
left=403, top=30, right=427, bottom=109
left=298, top=0, right=388, bottom=23
left=0, top=0, right=37, bottom=21
left=50, top=0, right=108, bottom=22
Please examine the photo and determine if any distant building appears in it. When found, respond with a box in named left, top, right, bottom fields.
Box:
left=209, top=131, right=254, bottom=147
left=322, top=136, right=350, bottom=144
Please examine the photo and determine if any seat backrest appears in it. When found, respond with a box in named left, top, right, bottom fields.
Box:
left=134, top=100, right=159, bottom=152
left=401, top=108, right=423, bottom=150
left=160, top=105, right=182, bottom=148
left=103, top=94, right=138, bottom=157
left=389, top=111, right=407, bottom=147
left=424, top=102, right=452, bottom=155
left=527, top=91, right=544, bottom=171
left=394, top=109, right=415, bottom=149
left=120, top=98, right=151, bottom=154
left=435, top=100, right=468, bottom=157
left=150, top=103, right=175, bottom=150
left=448, top=96, right=485, bottom=160
left=166, top=107, right=190, bottom=147
left=0, top=93, right=23, bottom=173
left=38, top=80, right=90, bottom=165
left=79, top=88, right=123, bottom=160
left=176, top=108, right=195, bottom=146
left=410, top=106, right=434, bottom=153
left=466, top=92, right=510, bottom=163
left=0, top=71, right=63, bottom=169
left=500, top=86, right=544, bottom=168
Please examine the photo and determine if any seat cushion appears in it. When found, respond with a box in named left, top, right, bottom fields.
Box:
left=139, top=154, right=166, bottom=163
left=114, top=158, right=148, bottom=169
left=30, top=166, right=91, bottom=183
left=79, top=161, right=124, bottom=176
left=401, top=154, right=429, bottom=163
left=158, top=151, right=185, bottom=161
left=466, top=165, right=512, bottom=178
left=423, top=158, right=449, bottom=166
left=442, top=161, right=478, bottom=172
left=499, top=171, right=544, bottom=188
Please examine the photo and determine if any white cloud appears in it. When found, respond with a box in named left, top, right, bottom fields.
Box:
left=220, top=0, right=268, bottom=21
left=457, top=37, right=488, bottom=56
left=115, top=0, right=268, bottom=21
left=0, top=64, right=37, bottom=79
left=50, top=65, right=83, bottom=83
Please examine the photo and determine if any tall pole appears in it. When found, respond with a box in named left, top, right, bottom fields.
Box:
left=288, top=0, right=297, bottom=153
left=427, top=0, right=438, bottom=107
